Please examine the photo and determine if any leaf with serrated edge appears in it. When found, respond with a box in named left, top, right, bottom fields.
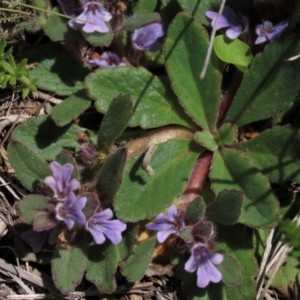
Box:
left=115, top=140, right=200, bottom=222
left=121, top=236, right=156, bottom=282
left=86, top=241, right=119, bottom=293
left=121, top=13, right=160, bottom=31
left=8, top=140, right=51, bottom=191
left=235, top=125, right=300, bottom=183
left=210, top=147, right=279, bottom=228
left=164, top=13, right=221, bottom=131
left=85, top=66, right=192, bottom=129
left=225, top=35, right=300, bottom=126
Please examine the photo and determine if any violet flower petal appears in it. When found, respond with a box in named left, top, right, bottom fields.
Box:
left=132, top=22, right=165, bottom=51
left=86, top=208, right=127, bottom=245
left=146, top=205, right=185, bottom=243
left=70, top=2, right=112, bottom=33
left=89, top=52, right=125, bottom=68
left=255, top=20, right=288, bottom=44
left=55, top=194, right=87, bottom=230
left=184, top=243, right=223, bottom=288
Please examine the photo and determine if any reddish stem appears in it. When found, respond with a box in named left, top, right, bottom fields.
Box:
left=179, top=151, right=213, bottom=216
left=217, top=70, right=244, bottom=127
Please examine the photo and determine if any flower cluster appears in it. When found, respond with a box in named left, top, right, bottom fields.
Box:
left=22, top=161, right=126, bottom=252
left=146, top=205, right=223, bottom=288
left=206, top=6, right=288, bottom=44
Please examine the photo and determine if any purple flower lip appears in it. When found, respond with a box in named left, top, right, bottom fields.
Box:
left=68, top=1, right=112, bottom=33
left=55, top=194, right=87, bottom=230
left=255, top=19, right=288, bottom=44
left=146, top=205, right=185, bottom=243
left=44, top=161, right=80, bottom=201
left=205, top=6, right=248, bottom=39
left=132, top=22, right=166, bottom=52
left=89, top=51, right=126, bottom=68
left=184, top=243, right=223, bottom=288
left=85, top=208, right=127, bottom=245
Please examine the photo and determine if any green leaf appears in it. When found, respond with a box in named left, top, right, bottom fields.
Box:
left=28, top=48, right=90, bottom=96
left=214, top=123, right=237, bottom=145
left=11, top=116, right=82, bottom=160
left=82, top=28, right=113, bottom=47
left=7, top=140, right=51, bottom=191
left=194, top=130, right=218, bottom=151
left=210, top=147, right=279, bottom=228
left=133, top=0, right=157, bottom=13
left=272, top=254, right=300, bottom=296
left=52, top=232, right=87, bottom=294
left=121, top=13, right=160, bottom=31
left=42, top=7, right=81, bottom=41
left=218, top=252, right=242, bottom=286
left=235, top=125, right=300, bottom=183
left=51, top=90, right=92, bottom=126
left=117, top=223, right=138, bottom=262
left=206, top=189, right=243, bottom=225
left=121, top=236, right=156, bottom=282
left=164, top=13, right=221, bottom=131
left=85, top=66, right=192, bottom=129
left=115, top=139, right=200, bottom=222
left=97, top=94, right=132, bottom=152
left=225, top=35, right=300, bottom=126
left=184, top=197, right=206, bottom=223
left=15, top=195, right=49, bottom=224
left=86, top=241, right=119, bottom=293
left=177, top=0, right=222, bottom=26
left=96, top=148, right=127, bottom=205
left=34, top=212, right=57, bottom=231
left=213, top=35, right=253, bottom=72
left=218, top=225, right=257, bottom=299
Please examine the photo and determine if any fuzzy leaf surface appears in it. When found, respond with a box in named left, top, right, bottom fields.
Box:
left=117, top=223, right=138, bottom=262
left=96, top=148, right=127, bottom=205
left=28, top=48, right=89, bottom=96
left=206, top=189, right=243, bottom=225
left=210, top=147, right=279, bottom=228
left=115, top=140, right=200, bottom=222
left=133, top=0, right=157, bottom=13
left=85, top=67, right=192, bottom=129
left=121, top=236, right=156, bottom=282
left=51, top=90, right=92, bottom=126
left=15, top=195, right=49, bottom=224
left=7, top=141, right=51, bottom=190
left=184, top=197, right=206, bottom=223
left=121, top=13, right=160, bottom=31
left=97, top=95, right=132, bottom=151
left=164, top=13, right=221, bottom=131
left=43, top=7, right=81, bottom=41
left=225, top=35, right=300, bottom=126
left=52, top=240, right=87, bottom=294
left=86, top=241, right=119, bottom=293
left=11, top=116, right=82, bottom=160
left=235, top=125, right=300, bottom=183
left=82, top=28, right=113, bottom=47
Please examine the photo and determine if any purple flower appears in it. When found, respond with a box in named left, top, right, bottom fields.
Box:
left=185, top=243, right=223, bottom=288
left=89, top=52, right=126, bottom=68
left=57, top=0, right=80, bottom=17
left=132, top=22, right=165, bottom=51
left=205, top=6, right=248, bottom=39
left=146, top=205, right=185, bottom=243
left=86, top=208, right=126, bottom=244
left=255, top=20, right=288, bottom=44
left=44, top=161, right=80, bottom=201
left=69, top=1, right=112, bottom=33
left=55, top=194, right=87, bottom=230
